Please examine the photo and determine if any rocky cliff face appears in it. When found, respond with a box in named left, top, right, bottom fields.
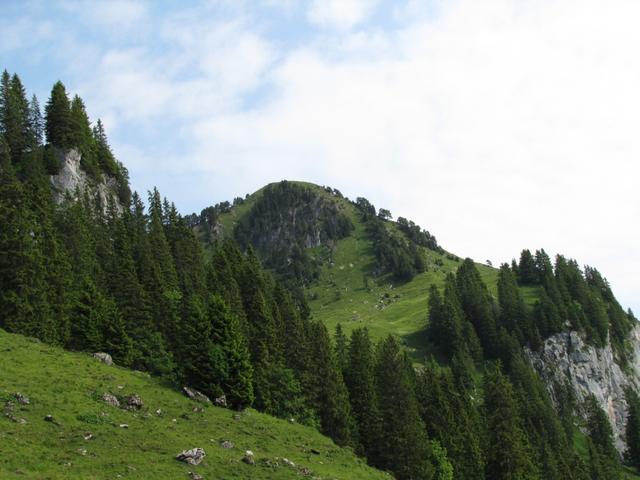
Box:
left=50, top=148, right=123, bottom=213
left=526, top=325, right=640, bottom=453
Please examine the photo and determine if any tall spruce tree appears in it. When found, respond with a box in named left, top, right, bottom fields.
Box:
left=374, top=335, right=433, bottom=479
left=344, top=327, right=381, bottom=459
left=625, top=387, right=640, bottom=470
left=45, top=81, right=72, bottom=148
left=207, top=294, right=254, bottom=409
left=483, top=362, right=538, bottom=480
left=584, top=396, right=622, bottom=479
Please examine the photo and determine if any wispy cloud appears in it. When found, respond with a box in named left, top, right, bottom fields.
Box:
left=307, top=0, right=380, bottom=30
left=3, top=0, right=640, bottom=313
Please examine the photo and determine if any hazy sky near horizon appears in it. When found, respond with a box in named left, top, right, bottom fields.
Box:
left=2, top=0, right=639, bottom=313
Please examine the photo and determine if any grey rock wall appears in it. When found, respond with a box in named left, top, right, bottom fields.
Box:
left=526, top=325, right=640, bottom=453
left=50, top=148, right=122, bottom=214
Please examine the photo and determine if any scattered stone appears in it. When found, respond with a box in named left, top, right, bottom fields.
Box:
left=288, top=418, right=296, bottom=424
left=77, top=448, right=87, bottom=456
left=117, top=385, right=124, bottom=390
left=13, top=393, right=30, bottom=405
left=102, top=393, right=120, bottom=408
left=242, top=450, right=255, bottom=465
left=83, top=432, right=93, bottom=441
left=176, top=447, right=206, bottom=465
left=214, top=395, right=227, bottom=408
left=299, top=466, right=313, bottom=476
left=156, top=408, right=162, bottom=415
left=93, top=352, right=113, bottom=366
left=119, top=423, right=129, bottom=429
left=182, top=386, right=211, bottom=404
left=192, top=407, right=203, bottom=413
left=220, top=440, right=234, bottom=449
left=188, top=472, right=204, bottom=480
left=282, top=457, right=295, bottom=468
left=44, top=415, right=54, bottom=422
left=172, top=418, right=177, bottom=423
left=125, top=394, right=144, bottom=410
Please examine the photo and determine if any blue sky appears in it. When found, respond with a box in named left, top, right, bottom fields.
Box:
left=2, top=0, right=640, bottom=314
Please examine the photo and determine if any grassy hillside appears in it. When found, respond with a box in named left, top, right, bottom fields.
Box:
left=210, top=181, right=500, bottom=361
left=0, top=329, right=390, bottom=480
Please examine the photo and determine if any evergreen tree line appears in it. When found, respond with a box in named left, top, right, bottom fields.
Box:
left=513, top=249, right=636, bottom=363
left=1, top=73, right=638, bottom=480
left=425, top=258, right=639, bottom=479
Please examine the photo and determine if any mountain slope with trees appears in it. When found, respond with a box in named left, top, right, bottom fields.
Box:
left=2, top=71, right=640, bottom=480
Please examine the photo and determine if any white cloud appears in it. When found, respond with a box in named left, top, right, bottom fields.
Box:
left=186, top=0, right=640, bottom=312
left=19, top=0, right=639, bottom=312
left=63, top=0, right=148, bottom=31
left=307, top=0, right=379, bottom=30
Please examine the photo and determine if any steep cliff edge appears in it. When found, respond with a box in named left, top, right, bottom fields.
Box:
left=526, top=325, right=640, bottom=453
left=49, top=147, right=123, bottom=213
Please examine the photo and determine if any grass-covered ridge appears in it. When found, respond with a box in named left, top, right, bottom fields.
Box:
left=206, top=180, right=499, bottom=359
left=0, top=328, right=389, bottom=480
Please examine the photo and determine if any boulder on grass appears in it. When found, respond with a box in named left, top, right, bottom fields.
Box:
left=176, top=448, right=206, bottom=466
left=93, top=352, right=113, bottom=366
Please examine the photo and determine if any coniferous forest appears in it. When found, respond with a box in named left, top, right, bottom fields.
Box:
left=2, top=71, right=640, bottom=480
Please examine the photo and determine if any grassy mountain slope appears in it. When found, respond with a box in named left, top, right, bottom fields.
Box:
left=0, top=329, right=389, bottom=480
left=208, top=181, right=499, bottom=360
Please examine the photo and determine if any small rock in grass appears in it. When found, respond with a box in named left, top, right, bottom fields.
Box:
left=93, top=352, right=113, bottom=366
left=176, top=447, right=206, bottom=465
left=83, top=432, right=93, bottom=441
left=242, top=450, right=255, bottom=465
left=13, top=393, right=30, bottom=405
left=299, top=466, right=313, bottom=476
left=282, top=458, right=295, bottom=468
left=119, top=423, right=129, bottom=428
left=102, top=393, right=120, bottom=408
left=182, top=386, right=211, bottom=404
left=125, top=394, right=144, bottom=410
left=44, top=415, right=54, bottom=422
left=220, top=440, right=234, bottom=449
left=214, top=395, right=227, bottom=408
left=188, top=472, right=204, bottom=480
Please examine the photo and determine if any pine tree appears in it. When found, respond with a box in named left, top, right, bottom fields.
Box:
left=625, top=387, right=640, bottom=470
left=428, top=276, right=471, bottom=360
left=584, top=395, right=622, bottom=479
left=307, top=321, right=353, bottom=446
left=45, top=81, right=72, bottom=148
left=100, top=296, right=134, bottom=366
left=27, top=94, right=43, bottom=147
left=518, top=249, right=538, bottom=285
left=0, top=72, right=30, bottom=164
left=177, top=295, right=227, bottom=397
left=497, top=264, right=539, bottom=347
left=456, top=259, right=499, bottom=358
left=374, top=335, right=433, bottom=479
left=344, top=327, right=381, bottom=459
left=207, top=294, right=254, bottom=409
left=334, top=323, right=348, bottom=374
left=69, top=95, right=100, bottom=177
left=483, top=362, right=538, bottom=480
left=93, top=118, right=118, bottom=175
left=0, top=137, right=52, bottom=338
